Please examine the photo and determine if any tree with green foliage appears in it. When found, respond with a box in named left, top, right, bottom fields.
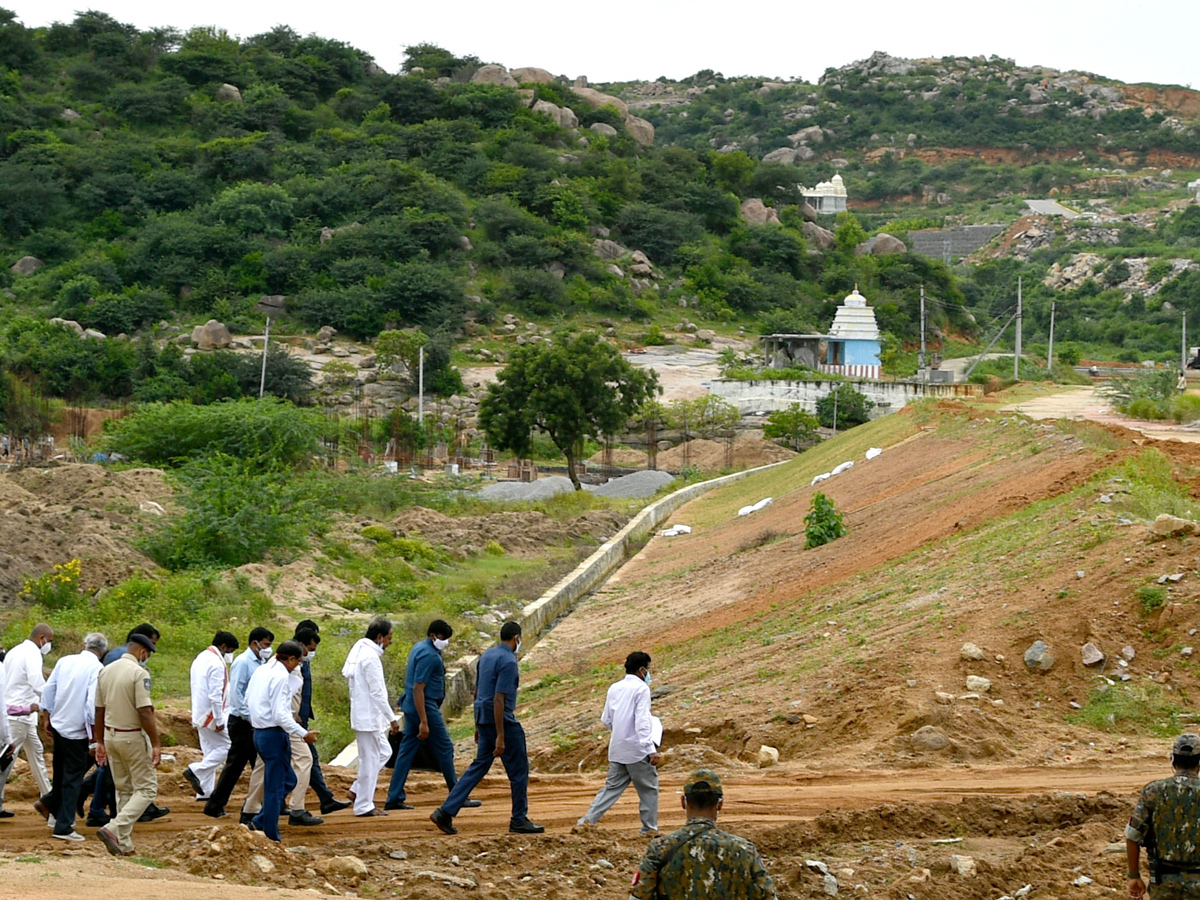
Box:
left=667, top=395, right=741, bottom=441
left=805, top=491, right=846, bottom=548
left=763, top=402, right=820, bottom=451
left=479, top=332, right=660, bottom=490
left=816, top=384, right=875, bottom=430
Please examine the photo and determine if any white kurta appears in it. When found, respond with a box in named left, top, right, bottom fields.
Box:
left=188, top=647, right=231, bottom=797
left=343, top=639, right=397, bottom=814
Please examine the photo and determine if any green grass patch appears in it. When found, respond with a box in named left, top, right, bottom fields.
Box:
left=1066, top=681, right=1184, bottom=736
left=1137, top=585, right=1169, bottom=616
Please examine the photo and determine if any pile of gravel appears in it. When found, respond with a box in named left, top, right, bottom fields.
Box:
left=478, top=475, right=579, bottom=501
left=592, top=469, right=676, bottom=499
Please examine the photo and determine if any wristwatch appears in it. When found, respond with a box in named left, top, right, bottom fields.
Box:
left=1128, top=872, right=1141, bottom=879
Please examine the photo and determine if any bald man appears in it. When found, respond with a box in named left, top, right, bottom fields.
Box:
left=0, top=624, right=54, bottom=805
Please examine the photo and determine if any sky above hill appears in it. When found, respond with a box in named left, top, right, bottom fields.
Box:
left=8, top=0, right=1197, bottom=89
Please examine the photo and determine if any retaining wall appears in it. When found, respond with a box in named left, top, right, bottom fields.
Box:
left=709, top=378, right=981, bottom=418
left=442, top=459, right=789, bottom=715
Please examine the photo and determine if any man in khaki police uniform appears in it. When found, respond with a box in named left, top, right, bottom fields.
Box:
left=93, top=633, right=161, bottom=857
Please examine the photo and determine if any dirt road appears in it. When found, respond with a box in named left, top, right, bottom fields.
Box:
left=1002, top=383, right=1200, bottom=442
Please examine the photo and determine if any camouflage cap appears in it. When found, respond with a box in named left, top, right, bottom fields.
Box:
left=1173, top=733, right=1200, bottom=756
left=683, top=768, right=723, bottom=796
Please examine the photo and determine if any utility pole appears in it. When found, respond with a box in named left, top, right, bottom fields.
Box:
left=1047, top=301, right=1056, bottom=372
left=1183, top=310, right=1188, bottom=373
left=258, top=316, right=271, bottom=399
left=918, top=285, right=927, bottom=380
left=1013, top=276, right=1022, bottom=381
left=418, top=344, right=425, bottom=426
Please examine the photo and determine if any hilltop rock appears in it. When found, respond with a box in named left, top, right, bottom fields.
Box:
left=471, top=65, right=519, bottom=88
left=798, top=201, right=818, bottom=223
left=593, top=239, right=626, bottom=260
left=788, top=125, right=826, bottom=146
left=856, top=233, right=907, bottom=256
left=763, top=147, right=801, bottom=164
left=215, top=83, right=242, bottom=103
left=191, top=319, right=233, bottom=350
left=573, top=87, right=629, bottom=118
left=50, top=317, right=85, bottom=335
left=803, top=222, right=836, bottom=250
left=624, top=115, right=655, bottom=145
left=10, top=256, right=44, bottom=275
left=589, top=122, right=618, bottom=137
left=740, top=199, right=781, bottom=227
left=510, top=67, right=557, bottom=84
left=532, top=99, right=578, bottom=129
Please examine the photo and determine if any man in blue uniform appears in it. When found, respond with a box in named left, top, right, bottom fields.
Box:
left=430, top=621, right=541, bottom=835
left=385, top=620, right=481, bottom=811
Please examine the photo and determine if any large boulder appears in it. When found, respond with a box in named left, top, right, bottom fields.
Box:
left=910, top=725, right=950, bottom=751
left=798, top=201, right=819, bottom=223
left=1149, top=514, right=1197, bottom=539
left=10, top=256, right=44, bottom=275
left=589, top=122, right=618, bottom=137
left=191, top=319, right=233, bottom=350
left=215, top=83, right=242, bottom=103
left=624, top=115, right=655, bottom=145
left=855, top=233, right=907, bottom=256
left=788, top=125, right=826, bottom=146
left=470, top=65, right=518, bottom=87
left=763, top=147, right=799, bottom=165
left=510, top=67, right=557, bottom=84
left=49, top=317, right=85, bottom=336
left=1024, top=640, right=1055, bottom=672
left=739, top=198, right=781, bottom=227
left=572, top=87, right=629, bottom=118
left=592, top=239, right=626, bottom=260
left=802, top=221, right=835, bottom=250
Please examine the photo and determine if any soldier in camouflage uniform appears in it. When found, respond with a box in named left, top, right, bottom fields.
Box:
left=629, top=769, right=776, bottom=900
left=1126, top=733, right=1200, bottom=899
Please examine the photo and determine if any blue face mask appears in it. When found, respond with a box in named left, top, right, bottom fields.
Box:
left=643, top=671, right=652, bottom=686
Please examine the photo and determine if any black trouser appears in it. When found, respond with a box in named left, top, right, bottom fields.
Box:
left=204, top=715, right=256, bottom=815
left=308, top=741, right=335, bottom=805
left=41, top=727, right=90, bottom=836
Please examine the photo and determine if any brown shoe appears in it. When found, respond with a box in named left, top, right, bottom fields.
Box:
left=97, top=827, right=124, bottom=857
left=355, top=808, right=388, bottom=817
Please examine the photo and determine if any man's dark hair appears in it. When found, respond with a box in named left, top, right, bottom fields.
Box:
left=1174, top=752, right=1200, bottom=770
left=213, top=631, right=239, bottom=651
left=276, top=639, right=304, bottom=661
left=126, top=623, right=160, bottom=643
left=366, top=618, right=393, bottom=641
left=500, top=621, right=522, bottom=642
left=295, top=627, right=320, bottom=647
left=428, top=619, right=453, bottom=639
left=249, top=626, right=274, bottom=644
left=625, top=651, right=651, bottom=674
left=684, top=790, right=722, bottom=810
left=296, top=619, right=319, bottom=633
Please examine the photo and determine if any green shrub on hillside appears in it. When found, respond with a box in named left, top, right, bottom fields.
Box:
left=804, top=491, right=846, bottom=549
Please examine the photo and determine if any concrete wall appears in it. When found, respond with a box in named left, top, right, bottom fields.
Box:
left=708, top=378, right=981, bottom=418
left=442, top=459, right=789, bottom=716
left=910, top=225, right=1004, bottom=262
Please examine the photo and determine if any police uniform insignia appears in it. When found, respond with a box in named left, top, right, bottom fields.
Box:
left=144, top=677, right=152, bottom=691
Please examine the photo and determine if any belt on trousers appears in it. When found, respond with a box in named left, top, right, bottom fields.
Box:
left=105, top=726, right=141, bottom=733
left=259, top=726, right=285, bottom=732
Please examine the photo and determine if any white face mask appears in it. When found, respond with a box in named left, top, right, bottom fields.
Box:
left=40, top=642, right=52, bottom=657
left=433, top=638, right=450, bottom=652
left=223, top=652, right=235, bottom=666
left=304, top=649, right=316, bottom=662
left=257, top=646, right=273, bottom=661
left=515, top=638, right=522, bottom=654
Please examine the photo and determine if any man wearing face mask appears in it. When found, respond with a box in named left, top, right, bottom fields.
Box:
left=0, top=623, right=54, bottom=805
left=292, top=621, right=348, bottom=817
left=94, top=633, right=161, bottom=857
left=204, top=627, right=273, bottom=820
left=576, top=651, right=662, bottom=834
left=386, top=620, right=481, bottom=812
left=182, top=632, right=239, bottom=802
left=431, top=621, right=543, bottom=835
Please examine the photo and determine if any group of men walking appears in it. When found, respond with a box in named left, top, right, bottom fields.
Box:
left=0, top=615, right=789, bottom=898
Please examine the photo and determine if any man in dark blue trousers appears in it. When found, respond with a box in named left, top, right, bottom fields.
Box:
left=385, top=620, right=480, bottom=811
left=293, top=621, right=350, bottom=816
left=430, top=622, right=542, bottom=835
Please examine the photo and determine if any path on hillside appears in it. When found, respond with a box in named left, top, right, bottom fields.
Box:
left=1001, top=383, right=1200, bottom=442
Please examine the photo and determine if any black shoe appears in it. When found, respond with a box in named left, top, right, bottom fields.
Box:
left=33, top=799, right=51, bottom=821
left=244, top=820, right=259, bottom=833
left=430, top=808, right=457, bottom=835
left=85, top=813, right=110, bottom=827
left=509, top=818, right=545, bottom=834
left=0, top=810, right=14, bottom=818
left=182, top=767, right=203, bottom=796
left=384, top=801, right=414, bottom=810
left=203, top=808, right=228, bottom=819
left=288, top=811, right=324, bottom=826
left=239, top=812, right=255, bottom=826
left=320, top=799, right=351, bottom=815
left=138, top=804, right=169, bottom=823
left=463, top=799, right=483, bottom=808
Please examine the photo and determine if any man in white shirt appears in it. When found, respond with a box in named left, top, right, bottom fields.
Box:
left=342, top=619, right=399, bottom=817
left=0, top=623, right=54, bottom=804
left=182, top=632, right=239, bottom=801
left=245, top=640, right=315, bottom=842
left=576, top=651, right=662, bottom=834
left=35, top=632, right=106, bottom=841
